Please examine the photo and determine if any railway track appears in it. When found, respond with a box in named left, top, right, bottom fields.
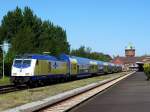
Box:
left=0, top=73, right=112, bottom=95
left=0, top=77, right=102, bottom=95
left=0, top=72, right=127, bottom=95
left=0, top=84, right=27, bottom=94
left=38, top=72, right=134, bottom=112
left=3, top=72, right=135, bottom=112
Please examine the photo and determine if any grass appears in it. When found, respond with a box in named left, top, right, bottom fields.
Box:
left=0, top=72, right=129, bottom=111
left=0, top=76, right=11, bottom=86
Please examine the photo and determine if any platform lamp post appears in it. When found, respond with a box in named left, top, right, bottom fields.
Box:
left=0, top=41, right=11, bottom=79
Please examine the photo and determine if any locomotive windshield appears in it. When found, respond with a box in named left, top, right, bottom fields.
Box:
left=14, top=60, right=22, bottom=65
left=23, top=60, right=31, bottom=65
left=14, top=59, right=31, bottom=66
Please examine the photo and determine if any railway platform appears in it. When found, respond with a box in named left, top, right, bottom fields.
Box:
left=69, top=72, right=150, bottom=112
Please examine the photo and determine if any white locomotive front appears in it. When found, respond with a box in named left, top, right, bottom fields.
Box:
left=11, top=56, right=37, bottom=84
left=12, top=59, right=36, bottom=76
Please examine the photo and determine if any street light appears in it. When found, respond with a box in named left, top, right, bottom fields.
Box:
left=0, top=41, right=11, bottom=79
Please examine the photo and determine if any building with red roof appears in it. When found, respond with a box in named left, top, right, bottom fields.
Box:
left=112, top=43, right=149, bottom=71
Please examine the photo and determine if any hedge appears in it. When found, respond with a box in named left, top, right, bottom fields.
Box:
left=143, top=63, right=150, bottom=80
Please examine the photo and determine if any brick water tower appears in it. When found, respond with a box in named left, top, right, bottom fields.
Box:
left=125, top=43, right=135, bottom=57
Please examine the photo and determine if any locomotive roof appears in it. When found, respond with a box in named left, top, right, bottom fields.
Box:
left=16, top=54, right=58, bottom=61
left=32, top=54, right=58, bottom=61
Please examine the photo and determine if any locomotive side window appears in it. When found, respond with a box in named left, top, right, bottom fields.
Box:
left=49, top=62, right=51, bottom=71
left=36, top=60, right=39, bottom=65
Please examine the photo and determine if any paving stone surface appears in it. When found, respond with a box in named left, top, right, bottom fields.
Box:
left=69, top=72, right=150, bottom=112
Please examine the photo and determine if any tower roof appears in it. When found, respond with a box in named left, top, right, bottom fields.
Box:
left=126, top=43, right=135, bottom=50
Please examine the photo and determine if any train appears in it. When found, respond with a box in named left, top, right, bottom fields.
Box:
left=11, top=54, right=122, bottom=86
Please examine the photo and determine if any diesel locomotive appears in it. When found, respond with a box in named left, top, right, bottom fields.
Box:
left=11, top=54, right=122, bottom=86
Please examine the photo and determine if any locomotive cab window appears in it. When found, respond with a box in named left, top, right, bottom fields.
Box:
left=23, top=60, right=31, bottom=65
left=14, top=60, right=22, bottom=65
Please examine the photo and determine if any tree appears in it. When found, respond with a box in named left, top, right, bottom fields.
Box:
left=0, top=6, right=70, bottom=55
left=71, top=46, right=112, bottom=62
left=0, top=6, right=70, bottom=75
left=11, top=26, right=35, bottom=54
left=0, top=6, right=23, bottom=43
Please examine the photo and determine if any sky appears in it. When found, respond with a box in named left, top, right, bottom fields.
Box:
left=0, top=0, right=150, bottom=56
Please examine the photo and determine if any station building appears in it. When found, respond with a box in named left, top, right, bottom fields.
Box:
left=112, top=43, right=150, bottom=71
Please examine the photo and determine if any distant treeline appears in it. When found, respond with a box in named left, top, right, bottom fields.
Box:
left=71, top=46, right=112, bottom=62
left=0, top=7, right=112, bottom=76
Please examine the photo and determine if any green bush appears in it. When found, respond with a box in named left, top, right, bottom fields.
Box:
left=144, top=63, right=150, bottom=80
left=0, top=76, right=11, bottom=85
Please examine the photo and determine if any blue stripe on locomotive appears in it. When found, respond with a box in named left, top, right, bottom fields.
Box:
left=31, top=54, right=58, bottom=61
left=16, top=54, right=58, bottom=61
left=13, top=54, right=59, bottom=68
